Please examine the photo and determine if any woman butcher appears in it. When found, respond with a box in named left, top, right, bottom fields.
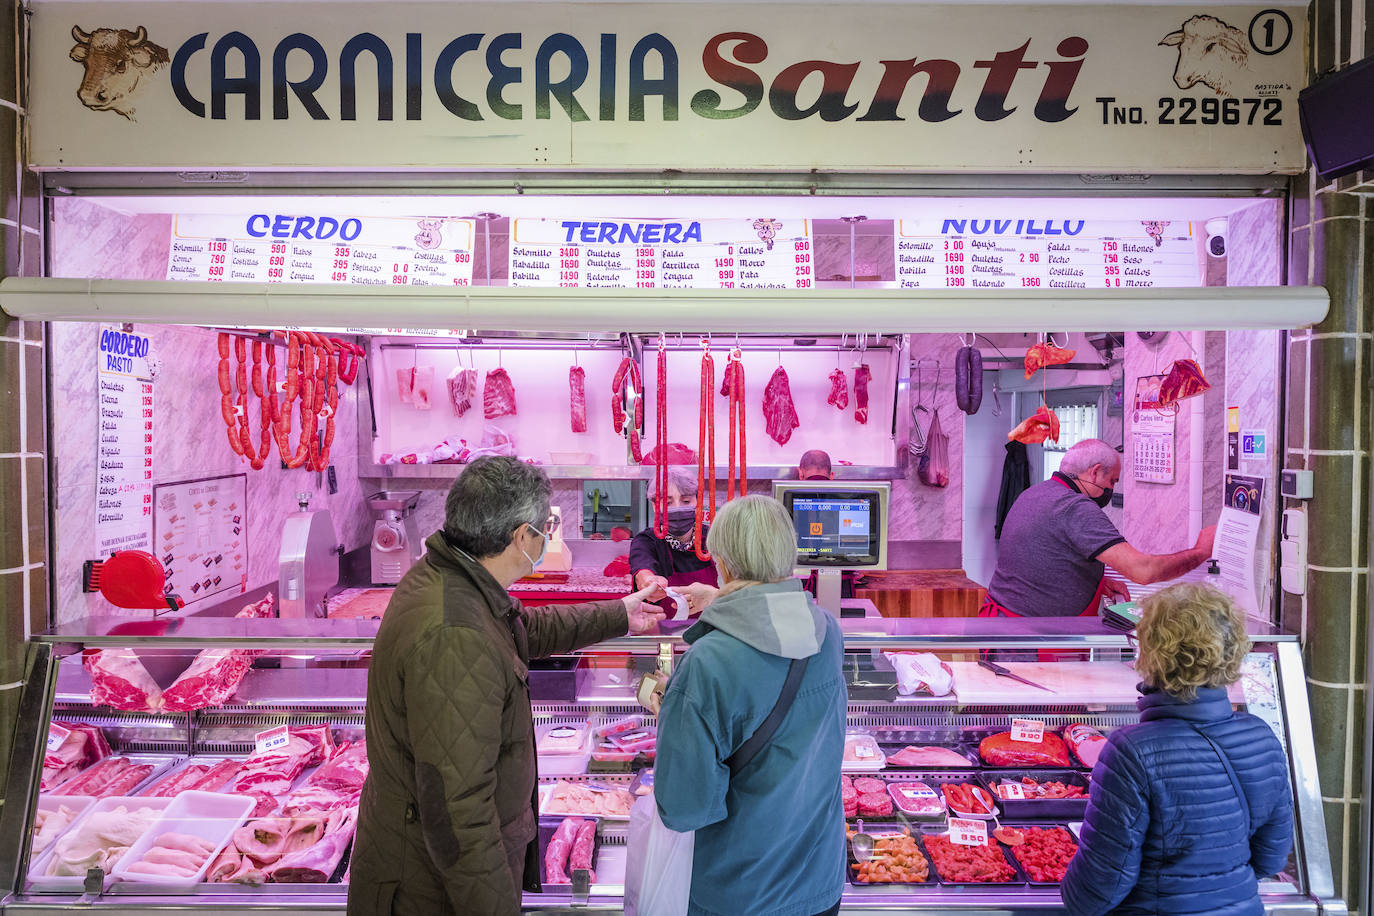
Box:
left=627, top=465, right=718, bottom=610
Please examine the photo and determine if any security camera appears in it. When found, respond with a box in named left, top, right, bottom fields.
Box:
left=1205, top=218, right=1228, bottom=259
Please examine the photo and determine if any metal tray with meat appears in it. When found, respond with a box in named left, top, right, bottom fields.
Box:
left=990, top=823, right=1080, bottom=885
left=845, top=823, right=937, bottom=887
left=975, top=729, right=1083, bottom=770
left=900, top=772, right=1000, bottom=820
left=918, top=827, right=1028, bottom=886
left=977, top=770, right=1090, bottom=820
left=537, top=816, right=602, bottom=886
left=878, top=743, right=979, bottom=769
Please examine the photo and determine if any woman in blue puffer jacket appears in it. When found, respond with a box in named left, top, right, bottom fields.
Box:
left=1061, top=582, right=1293, bottom=915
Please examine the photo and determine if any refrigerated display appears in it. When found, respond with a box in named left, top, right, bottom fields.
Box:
left=0, top=614, right=1343, bottom=915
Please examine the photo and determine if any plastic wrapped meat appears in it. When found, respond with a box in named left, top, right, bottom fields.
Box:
left=569, top=366, right=587, bottom=433
left=762, top=367, right=800, bottom=445
left=827, top=368, right=849, bottom=410
left=446, top=366, right=477, bottom=417
left=83, top=648, right=163, bottom=713
left=395, top=368, right=414, bottom=404
left=484, top=368, right=518, bottom=418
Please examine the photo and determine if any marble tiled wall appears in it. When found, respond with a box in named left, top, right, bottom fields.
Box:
left=51, top=322, right=372, bottom=622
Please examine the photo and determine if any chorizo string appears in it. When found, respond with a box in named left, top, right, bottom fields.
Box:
left=653, top=335, right=670, bottom=539
left=611, top=356, right=644, bottom=463
left=694, top=340, right=716, bottom=562
left=217, top=333, right=243, bottom=457
left=722, top=347, right=747, bottom=501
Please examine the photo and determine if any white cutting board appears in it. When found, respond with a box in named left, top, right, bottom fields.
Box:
left=949, top=660, right=1143, bottom=705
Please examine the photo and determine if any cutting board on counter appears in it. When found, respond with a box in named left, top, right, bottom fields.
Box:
left=949, top=660, right=1142, bottom=705
left=329, top=588, right=395, bottom=620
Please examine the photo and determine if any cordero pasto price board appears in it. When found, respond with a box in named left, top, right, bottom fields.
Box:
left=168, top=214, right=476, bottom=286
left=508, top=218, right=813, bottom=289
left=895, top=219, right=1202, bottom=290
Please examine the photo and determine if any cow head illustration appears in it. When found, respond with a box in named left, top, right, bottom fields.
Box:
left=752, top=218, right=783, bottom=251
left=1141, top=220, right=1171, bottom=246
left=415, top=219, right=444, bottom=250
left=1159, top=15, right=1249, bottom=98
left=70, top=25, right=169, bottom=120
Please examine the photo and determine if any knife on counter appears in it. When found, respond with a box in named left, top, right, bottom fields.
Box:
left=977, top=659, right=1056, bottom=693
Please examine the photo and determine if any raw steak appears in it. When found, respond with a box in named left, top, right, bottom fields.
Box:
left=54, top=756, right=153, bottom=798
left=639, top=442, right=696, bottom=465
left=979, top=731, right=1071, bottom=767
left=160, top=594, right=276, bottom=712
left=853, top=364, right=872, bottom=424
left=483, top=368, right=518, bottom=418
left=83, top=649, right=163, bottom=713
left=762, top=366, right=800, bottom=445
left=886, top=746, right=971, bottom=768
left=569, top=366, right=587, bottom=433
left=279, top=741, right=368, bottom=815
left=826, top=368, right=849, bottom=410
left=446, top=366, right=477, bottom=417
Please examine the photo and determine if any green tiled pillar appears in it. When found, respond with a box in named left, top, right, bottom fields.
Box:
left=0, top=0, right=45, bottom=804
left=1283, top=4, right=1374, bottom=910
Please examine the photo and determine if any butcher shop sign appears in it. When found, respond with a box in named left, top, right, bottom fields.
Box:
left=30, top=2, right=1305, bottom=172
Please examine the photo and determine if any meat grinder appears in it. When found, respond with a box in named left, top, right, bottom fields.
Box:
left=278, top=491, right=341, bottom=619
left=368, top=490, right=424, bottom=584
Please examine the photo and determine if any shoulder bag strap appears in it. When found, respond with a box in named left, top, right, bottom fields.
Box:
left=724, top=656, right=810, bottom=778
left=1189, top=721, right=1251, bottom=834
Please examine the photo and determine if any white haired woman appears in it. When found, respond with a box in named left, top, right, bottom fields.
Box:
left=656, top=495, right=847, bottom=916
left=628, top=464, right=718, bottom=612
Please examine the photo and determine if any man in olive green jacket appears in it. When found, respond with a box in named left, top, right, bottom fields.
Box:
left=348, top=457, right=662, bottom=915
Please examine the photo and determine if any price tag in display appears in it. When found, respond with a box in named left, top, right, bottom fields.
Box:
left=900, top=786, right=939, bottom=800
left=46, top=722, right=72, bottom=752
left=1011, top=718, right=1045, bottom=743
left=948, top=817, right=988, bottom=847
left=1001, top=782, right=1027, bottom=800
left=254, top=724, right=290, bottom=755
left=854, top=744, right=875, bottom=758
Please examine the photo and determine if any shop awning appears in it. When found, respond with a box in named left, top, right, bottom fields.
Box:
left=0, top=278, right=1328, bottom=333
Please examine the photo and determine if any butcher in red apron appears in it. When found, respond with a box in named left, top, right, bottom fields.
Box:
left=979, top=439, right=1216, bottom=661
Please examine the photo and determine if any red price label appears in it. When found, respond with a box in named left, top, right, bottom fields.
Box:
left=254, top=724, right=290, bottom=755
left=948, top=817, right=988, bottom=847
left=1001, top=782, right=1026, bottom=800
left=1011, top=718, right=1045, bottom=743
left=46, top=723, right=72, bottom=752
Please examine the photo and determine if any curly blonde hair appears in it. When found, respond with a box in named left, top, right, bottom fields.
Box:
left=1135, top=583, right=1250, bottom=701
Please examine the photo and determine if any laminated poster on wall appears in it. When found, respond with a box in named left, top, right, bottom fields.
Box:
left=95, top=325, right=155, bottom=556
left=1130, top=375, right=1175, bottom=484
left=1215, top=474, right=1265, bottom=616
left=152, top=473, right=249, bottom=610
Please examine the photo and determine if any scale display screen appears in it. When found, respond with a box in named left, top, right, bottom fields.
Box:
left=782, top=490, right=882, bottom=567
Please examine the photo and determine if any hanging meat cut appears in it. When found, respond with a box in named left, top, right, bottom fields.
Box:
left=160, top=594, right=276, bottom=712
left=483, top=368, right=518, bottom=418
left=853, top=364, right=872, bottom=424
left=446, top=366, right=477, bottom=417
left=83, top=648, right=163, bottom=713
left=1024, top=342, right=1077, bottom=379
left=1008, top=404, right=1060, bottom=445
left=763, top=366, right=800, bottom=445
left=1157, top=358, right=1211, bottom=407
left=569, top=366, right=587, bottom=433
left=827, top=368, right=849, bottom=411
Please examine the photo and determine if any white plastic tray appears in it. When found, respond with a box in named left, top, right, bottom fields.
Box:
left=27, top=796, right=175, bottom=892
left=111, top=790, right=255, bottom=888
left=538, top=780, right=634, bottom=821
left=30, top=796, right=97, bottom=859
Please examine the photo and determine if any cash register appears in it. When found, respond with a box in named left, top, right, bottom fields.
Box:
left=772, top=480, right=890, bottom=616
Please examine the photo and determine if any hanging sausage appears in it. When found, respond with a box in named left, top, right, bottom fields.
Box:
left=721, top=348, right=748, bottom=501
left=695, top=341, right=716, bottom=561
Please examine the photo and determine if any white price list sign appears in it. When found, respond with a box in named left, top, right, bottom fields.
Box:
left=895, top=219, right=1202, bottom=290
left=508, top=218, right=814, bottom=289
left=168, top=214, right=476, bottom=287
left=96, top=326, right=155, bottom=556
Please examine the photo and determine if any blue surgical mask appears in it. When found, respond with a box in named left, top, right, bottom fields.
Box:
left=521, top=523, right=548, bottom=573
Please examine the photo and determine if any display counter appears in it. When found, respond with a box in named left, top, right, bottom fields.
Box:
left=0, top=616, right=1345, bottom=915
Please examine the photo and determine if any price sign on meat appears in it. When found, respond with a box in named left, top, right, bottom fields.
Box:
left=508, top=218, right=813, bottom=289
left=948, top=818, right=989, bottom=847
left=168, top=214, right=476, bottom=287
left=896, top=218, right=1203, bottom=289
left=96, top=325, right=155, bottom=556
left=1011, top=718, right=1046, bottom=743
left=254, top=724, right=291, bottom=755
left=45, top=723, right=72, bottom=753
left=1001, top=782, right=1027, bottom=800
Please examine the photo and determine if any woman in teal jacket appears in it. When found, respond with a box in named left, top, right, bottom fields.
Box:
left=1061, top=583, right=1293, bottom=915
left=656, top=495, right=847, bottom=916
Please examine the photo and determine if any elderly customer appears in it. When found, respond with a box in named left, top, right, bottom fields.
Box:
left=349, top=457, right=664, bottom=916
left=656, top=495, right=847, bottom=916
left=1061, top=582, right=1293, bottom=915
left=629, top=463, right=718, bottom=603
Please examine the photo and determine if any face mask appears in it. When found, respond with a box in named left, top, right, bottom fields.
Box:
left=665, top=505, right=696, bottom=537
left=1091, top=486, right=1114, bottom=509
left=520, top=523, right=548, bottom=573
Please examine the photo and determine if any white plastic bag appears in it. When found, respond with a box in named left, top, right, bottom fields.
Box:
left=883, top=651, right=955, bottom=696
left=624, top=794, right=693, bottom=916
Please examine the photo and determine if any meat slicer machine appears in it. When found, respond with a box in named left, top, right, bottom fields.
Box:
left=278, top=491, right=341, bottom=618
left=368, top=490, right=423, bottom=585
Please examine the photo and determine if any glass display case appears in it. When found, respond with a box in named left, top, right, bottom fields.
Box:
left=0, top=615, right=1344, bottom=915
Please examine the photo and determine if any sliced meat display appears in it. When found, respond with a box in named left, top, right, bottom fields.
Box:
left=231, top=726, right=334, bottom=799
left=483, top=368, right=518, bottom=418
left=266, top=807, right=356, bottom=883
left=161, top=595, right=276, bottom=712
left=826, top=368, right=849, bottom=410
left=569, top=366, right=587, bottom=433
left=446, top=366, right=477, bottom=417
left=885, top=745, right=971, bottom=768
left=762, top=367, right=800, bottom=445
left=853, top=364, right=872, bottom=424
left=979, top=731, right=1072, bottom=768
left=53, top=756, right=154, bottom=798
left=279, top=741, right=368, bottom=815
left=83, top=648, right=163, bottom=713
